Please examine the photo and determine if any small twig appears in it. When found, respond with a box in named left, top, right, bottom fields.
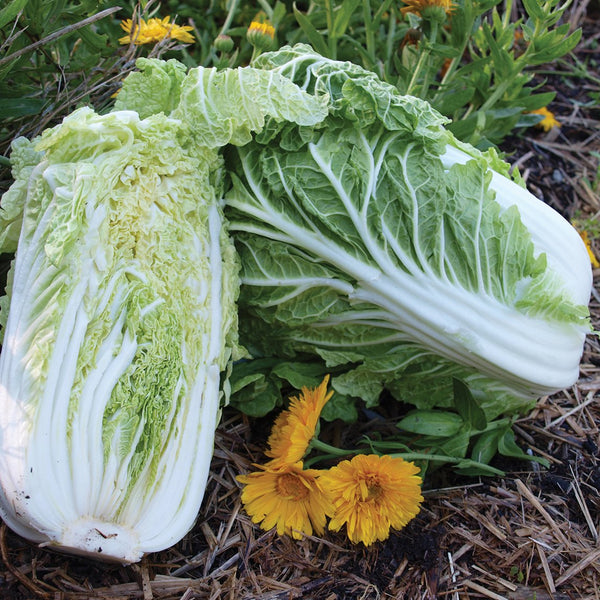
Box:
left=463, top=580, right=508, bottom=600
left=0, top=7, right=122, bottom=68
left=535, top=543, right=556, bottom=594
left=568, top=464, right=598, bottom=541
left=515, top=479, right=569, bottom=547
left=545, top=391, right=598, bottom=430
left=555, top=547, right=600, bottom=586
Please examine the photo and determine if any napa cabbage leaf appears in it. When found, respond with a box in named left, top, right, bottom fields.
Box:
left=223, top=45, right=592, bottom=420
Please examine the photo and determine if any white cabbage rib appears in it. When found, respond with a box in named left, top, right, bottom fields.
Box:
left=0, top=59, right=334, bottom=563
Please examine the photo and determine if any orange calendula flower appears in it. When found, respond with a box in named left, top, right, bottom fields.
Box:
left=237, top=461, right=332, bottom=539
left=401, top=0, right=455, bottom=18
left=266, top=375, right=333, bottom=465
left=321, top=454, right=423, bottom=546
left=529, top=107, right=561, bottom=132
left=119, top=16, right=195, bottom=46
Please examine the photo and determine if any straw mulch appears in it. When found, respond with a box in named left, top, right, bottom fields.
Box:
left=1, top=375, right=599, bottom=599
left=1, top=4, right=599, bottom=600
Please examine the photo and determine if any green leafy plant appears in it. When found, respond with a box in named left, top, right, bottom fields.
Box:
left=0, top=1, right=123, bottom=130
left=281, top=0, right=581, bottom=146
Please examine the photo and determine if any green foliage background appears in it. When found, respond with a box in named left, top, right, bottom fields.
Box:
left=0, top=0, right=581, bottom=158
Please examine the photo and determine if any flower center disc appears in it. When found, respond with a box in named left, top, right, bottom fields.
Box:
left=277, top=472, right=310, bottom=501
left=359, top=474, right=384, bottom=502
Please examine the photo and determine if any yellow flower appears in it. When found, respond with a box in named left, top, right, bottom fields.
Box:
left=237, top=461, right=332, bottom=539
left=247, top=18, right=276, bottom=51
left=119, top=16, right=195, bottom=46
left=529, top=107, right=561, bottom=132
left=400, top=0, right=455, bottom=18
left=321, top=454, right=423, bottom=546
left=578, top=230, right=600, bottom=268
left=266, top=375, right=333, bottom=465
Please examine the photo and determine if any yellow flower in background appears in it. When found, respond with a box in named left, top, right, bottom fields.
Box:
left=266, top=375, right=333, bottom=465
left=248, top=20, right=276, bottom=39
left=530, top=107, right=561, bottom=132
left=400, top=0, right=455, bottom=18
left=578, top=230, right=600, bottom=268
left=246, top=17, right=276, bottom=52
left=321, top=454, right=423, bottom=546
left=119, top=16, right=195, bottom=46
left=237, top=461, right=331, bottom=539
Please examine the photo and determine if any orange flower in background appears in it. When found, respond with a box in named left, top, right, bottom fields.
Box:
left=266, top=375, right=333, bottom=465
left=529, top=107, right=561, bottom=132
left=320, top=454, right=423, bottom=546
left=440, top=57, right=452, bottom=78
left=119, top=16, right=195, bottom=46
left=237, top=461, right=332, bottom=539
left=401, top=0, right=455, bottom=18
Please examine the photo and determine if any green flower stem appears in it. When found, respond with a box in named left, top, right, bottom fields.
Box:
left=407, top=19, right=438, bottom=98
left=218, top=0, right=240, bottom=36
left=325, top=0, right=337, bottom=59
left=384, top=10, right=396, bottom=80
left=388, top=452, right=506, bottom=475
left=362, top=0, right=376, bottom=67
left=257, top=0, right=274, bottom=19
left=305, top=437, right=506, bottom=475
left=308, top=437, right=358, bottom=458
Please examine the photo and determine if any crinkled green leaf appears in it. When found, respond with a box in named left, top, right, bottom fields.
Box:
left=114, top=58, right=188, bottom=119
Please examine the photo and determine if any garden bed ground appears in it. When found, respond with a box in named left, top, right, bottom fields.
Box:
left=0, top=3, right=599, bottom=599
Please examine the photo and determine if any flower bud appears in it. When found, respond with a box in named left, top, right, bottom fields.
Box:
left=214, top=34, right=234, bottom=53
left=247, top=19, right=275, bottom=51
